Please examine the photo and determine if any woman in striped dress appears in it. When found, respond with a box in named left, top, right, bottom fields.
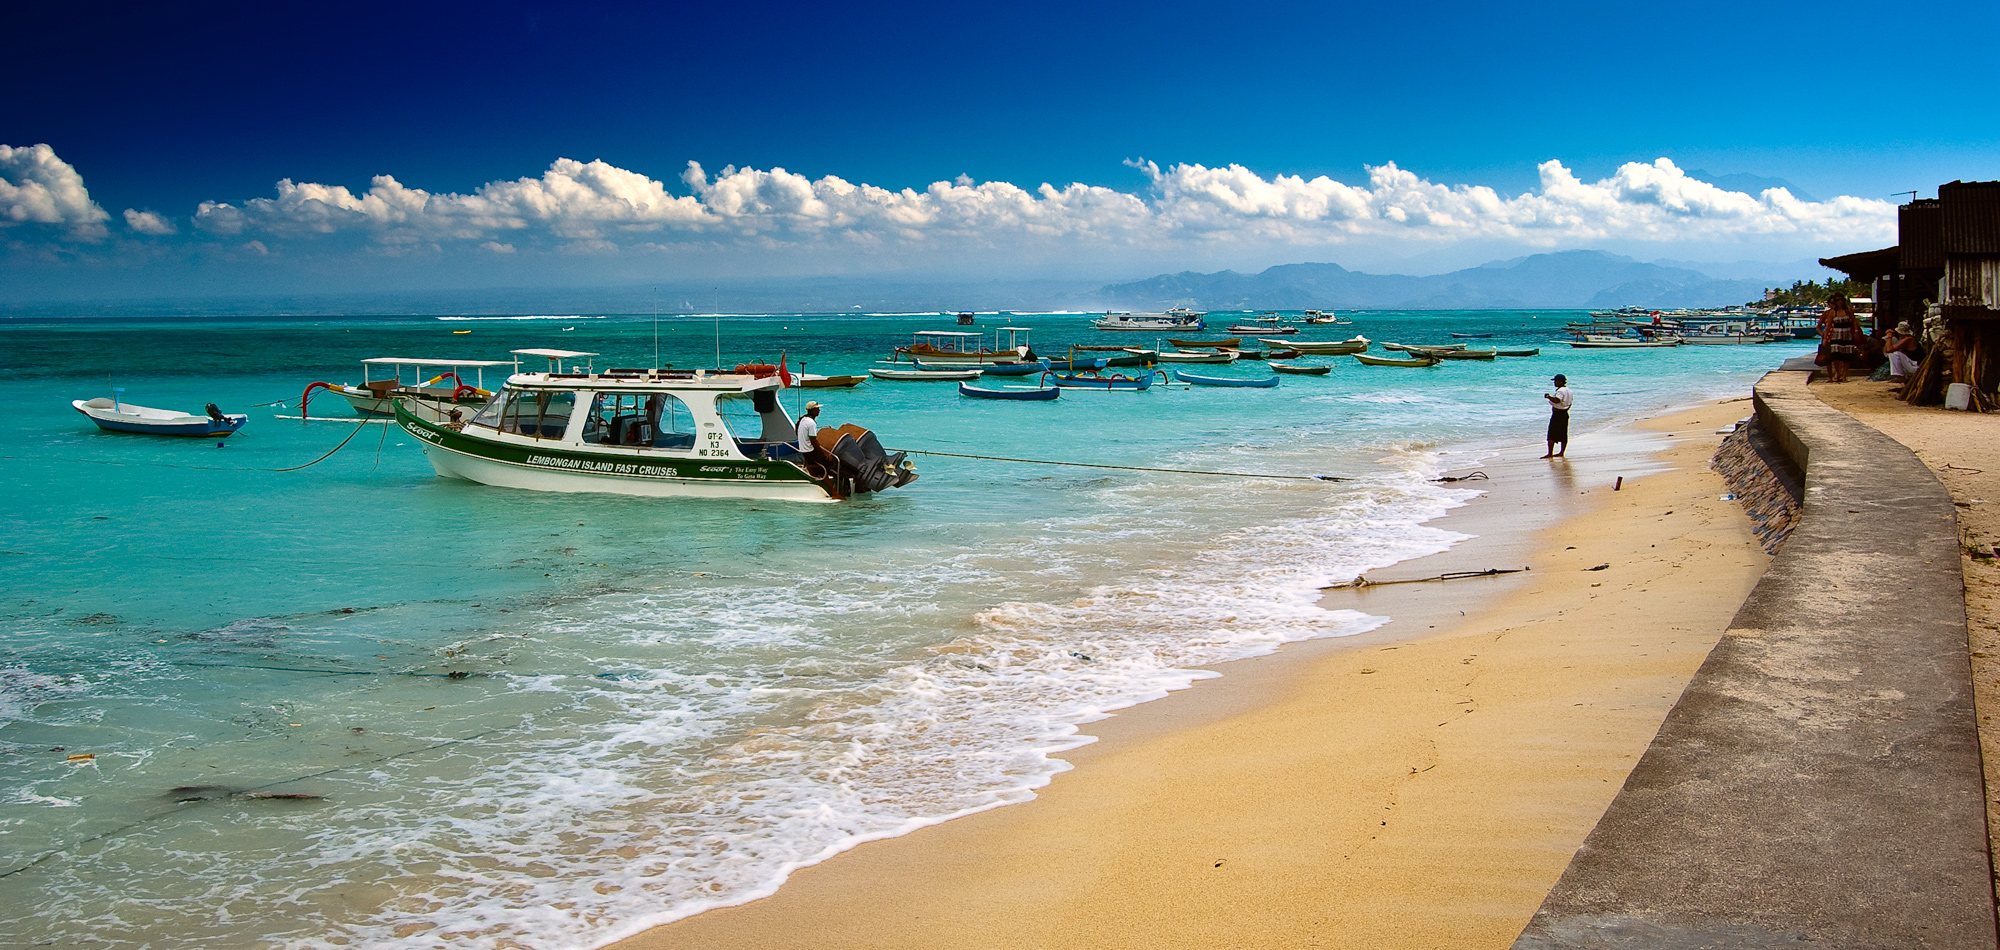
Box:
left=1822, top=298, right=1861, bottom=383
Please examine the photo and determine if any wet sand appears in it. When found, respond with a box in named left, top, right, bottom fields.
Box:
left=604, top=399, right=1769, bottom=950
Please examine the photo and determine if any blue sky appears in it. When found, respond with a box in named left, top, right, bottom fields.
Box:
left=5, top=0, right=1996, bottom=299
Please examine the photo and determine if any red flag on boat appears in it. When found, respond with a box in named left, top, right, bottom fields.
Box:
left=778, top=352, right=793, bottom=388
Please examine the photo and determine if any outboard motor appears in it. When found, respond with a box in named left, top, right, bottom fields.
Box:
left=204, top=403, right=227, bottom=424
left=814, top=425, right=918, bottom=496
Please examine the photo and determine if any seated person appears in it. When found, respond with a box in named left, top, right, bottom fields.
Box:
left=1886, top=321, right=1921, bottom=380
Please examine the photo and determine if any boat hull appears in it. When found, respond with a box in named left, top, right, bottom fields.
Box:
left=1353, top=354, right=1439, bottom=367
left=1268, top=363, right=1332, bottom=375
left=73, top=399, right=248, bottom=436
left=1174, top=371, right=1281, bottom=387
left=397, top=406, right=835, bottom=503
left=957, top=383, right=1060, bottom=400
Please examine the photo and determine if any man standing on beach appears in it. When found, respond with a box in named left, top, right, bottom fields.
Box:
left=1542, top=374, right=1572, bottom=459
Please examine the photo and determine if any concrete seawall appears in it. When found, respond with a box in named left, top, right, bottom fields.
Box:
left=1514, top=369, right=1997, bottom=949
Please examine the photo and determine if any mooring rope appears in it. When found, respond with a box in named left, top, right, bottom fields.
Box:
left=270, top=419, right=374, bottom=472
left=892, top=449, right=1353, bottom=482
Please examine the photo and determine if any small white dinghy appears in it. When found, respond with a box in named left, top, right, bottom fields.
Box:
left=73, top=393, right=248, bottom=437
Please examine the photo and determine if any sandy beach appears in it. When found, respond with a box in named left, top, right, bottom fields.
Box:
left=606, top=398, right=1770, bottom=950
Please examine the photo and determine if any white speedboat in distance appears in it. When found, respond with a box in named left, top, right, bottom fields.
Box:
left=1093, top=311, right=1206, bottom=331
left=395, top=367, right=916, bottom=503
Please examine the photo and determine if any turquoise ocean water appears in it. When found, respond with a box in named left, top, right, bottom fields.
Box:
left=0, top=310, right=1807, bottom=949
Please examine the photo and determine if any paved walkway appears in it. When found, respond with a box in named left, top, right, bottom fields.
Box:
left=1513, top=369, right=1997, bottom=949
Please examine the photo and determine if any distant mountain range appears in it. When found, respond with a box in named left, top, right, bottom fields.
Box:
left=1088, top=251, right=1792, bottom=311
left=2, top=250, right=1818, bottom=316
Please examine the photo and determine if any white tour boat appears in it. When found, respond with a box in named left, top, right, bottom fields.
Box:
left=394, top=367, right=917, bottom=503
left=1092, top=310, right=1206, bottom=331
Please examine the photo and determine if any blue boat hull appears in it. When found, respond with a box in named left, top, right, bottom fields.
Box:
left=958, top=383, right=1060, bottom=400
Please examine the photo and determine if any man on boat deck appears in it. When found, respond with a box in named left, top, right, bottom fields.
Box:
left=796, top=401, right=822, bottom=452
left=1541, top=374, right=1572, bottom=459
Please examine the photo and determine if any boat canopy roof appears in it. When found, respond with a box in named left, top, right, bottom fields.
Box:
left=913, top=331, right=981, bottom=339
left=502, top=369, right=780, bottom=393
left=360, top=357, right=514, bottom=367
left=509, top=348, right=601, bottom=359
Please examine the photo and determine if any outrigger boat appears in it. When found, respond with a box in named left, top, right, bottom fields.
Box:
left=1169, top=337, right=1239, bottom=348
left=1043, top=370, right=1159, bottom=390
left=978, top=360, right=1052, bottom=377
left=1568, top=337, right=1681, bottom=349
left=1174, top=370, right=1280, bottom=388
left=1150, top=349, right=1237, bottom=363
left=1266, top=336, right=1369, bottom=355
left=958, top=382, right=1060, bottom=401
left=892, top=330, right=1030, bottom=365
left=1381, top=342, right=1462, bottom=353
left=1267, top=362, right=1332, bottom=375
left=73, top=390, right=247, bottom=437
left=1406, top=346, right=1496, bottom=361
left=394, top=367, right=916, bottom=503
left=1353, top=353, right=1440, bottom=368
left=799, top=374, right=867, bottom=388
left=301, top=357, right=518, bottom=421
left=871, top=366, right=983, bottom=381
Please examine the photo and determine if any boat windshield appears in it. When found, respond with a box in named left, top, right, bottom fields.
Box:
left=579, top=392, right=698, bottom=449
left=468, top=388, right=576, bottom=439
left=716, top=391, right=797, bottom=455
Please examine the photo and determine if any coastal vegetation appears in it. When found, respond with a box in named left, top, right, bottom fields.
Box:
left=1755, top=278, right=1867, bottom=307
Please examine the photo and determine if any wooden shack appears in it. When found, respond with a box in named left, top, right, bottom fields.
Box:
left=1822, top=180, right=2000, bottom=410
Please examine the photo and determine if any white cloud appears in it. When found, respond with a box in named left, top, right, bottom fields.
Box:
left=1137, top=157, right=1895, bottom=248
left=0, top=144, right=110, bottom=240
left=184, top=155, right=1893, bottom=257
left=123, top=208, right=177, bottom=235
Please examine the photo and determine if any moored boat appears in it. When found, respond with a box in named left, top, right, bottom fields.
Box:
left=1568, top=337, right=1682, bottom=349
left=1044, top=370, right=1158, bottom=390
left=1267, top=362, right=1332, bottom=375
left=978, top=360, right=1052, bottom=377
left=1381, top=342, right=1463, bottom=352
left=1151, top=349, right=1236, bottom=363
left=1268, top=336, right=1369, bottom=355
left=1494, top=348, right=1541, bottom=357
left=1407, top=346, right=1496, bottom=361
left=1174, top=370, right=1281, bottom=388
left=958, top=382, right=1060, bottom=401
left=1450, top=332, right=1493, bottom=338
left=73, top=394, right=248, bottom=436
left=799, top=374, right=867, bottom=388
left=870, top=367, right=983, bottom=381
left=301, top=356, right=516, bottom=421
left=1168, top=337, right=1240, bottom=348
left=1353, top=353, right=1440, bottom=367
left=394, top=368, right=916, bottom=503
left=893, top=330, right=1030, bottom=364
left=1093, top=311, right=1205, bottom=331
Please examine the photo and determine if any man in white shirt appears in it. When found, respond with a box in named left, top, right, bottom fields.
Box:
left=795, top=401, right=822, bottom=452
left=1541, top=374, right=1573, bottom=459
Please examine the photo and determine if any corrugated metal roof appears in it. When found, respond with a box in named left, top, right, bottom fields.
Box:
left=1900, top=199, right=1944, bottom=270
left=1941, top=180, right=2000, bottom=255
left=1821, top=246, right=1899, bottom=279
